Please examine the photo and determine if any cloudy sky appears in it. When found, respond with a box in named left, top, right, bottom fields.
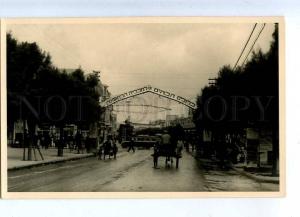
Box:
left=7, top=21, right=275, bottom=123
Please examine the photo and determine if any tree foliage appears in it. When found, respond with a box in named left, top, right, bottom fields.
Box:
left=193, top=24, right=279, bottom=134
left=7, top=33, right=102, bottom=156
left=193, top=24, right=279, bottom=172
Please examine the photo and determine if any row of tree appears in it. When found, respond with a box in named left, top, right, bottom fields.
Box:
left=193, top=24, right=279, bottom=175
left=7, top=33, right=102, bottom=158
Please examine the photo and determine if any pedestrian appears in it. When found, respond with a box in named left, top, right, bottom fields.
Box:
left=103, top=136, right=113, bottom=159
left=33, top=133, right=39, bottom=148
left=185, top=140, right=190, bottom=152
left=22, top=129, right=29, bottom=148
left=75, top=130, right=82, bottom=154
left=67, top=133, right=74, bottom=151
left=86, top=132, right=91, bottom=153
left=127, top=137, right=135, bottom=153
left=44, top=132, right=51, bottom=149
left=112, top=140, right=118, bottom=159
left=191, top=137, right=196, bottom=152
left=161, top=130, right=171, bottom=146
left=98, top=145, right=103, bottom=160
left=161, top=130, right=173, bottom=165
left=41, top=133, right=45, bottom=148
left=176, top=139, right=184, bottom=155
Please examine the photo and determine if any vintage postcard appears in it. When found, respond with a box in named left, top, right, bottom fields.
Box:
left=0, top=17, right=285, bottom=198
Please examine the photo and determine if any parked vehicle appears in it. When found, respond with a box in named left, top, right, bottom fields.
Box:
left=121, top=135, right=159, bottom=149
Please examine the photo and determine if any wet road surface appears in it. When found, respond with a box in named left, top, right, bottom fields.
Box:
left=200, top=161, right=279, bottom=192
left=8, top=149, right=278, bottom=192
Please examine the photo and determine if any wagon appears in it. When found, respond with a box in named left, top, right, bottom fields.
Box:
left=152, top=144, right=182, bottom=169
left=98, top=144, right=118, bottom=160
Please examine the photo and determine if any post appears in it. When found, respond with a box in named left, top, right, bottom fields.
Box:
left=196, top=127, right=204, bottom=158
left=27, top=122, right=36, bottom=161
left=22, top=120, right=26, bottom=161
left=58, top=126, right=64, bottom=157
left=272, top=123, right=279, bottom=176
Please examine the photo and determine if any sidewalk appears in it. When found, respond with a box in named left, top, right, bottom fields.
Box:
left=7, top=147, right=95, bottom=171
left=194, top=154, right=279, bottom=184
left=232, top=163, right=279, bottom=184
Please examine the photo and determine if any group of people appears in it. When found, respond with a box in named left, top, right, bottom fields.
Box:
left=22, top=129, right=52, bottom=150
left=97, top=135, right=136, bottom=160
left=96, top=127, right=196, bottom=163
left=51, top=131, right=93, bottom=154
left=98, top=135, right=118, bottom=160
left=21, top=129, right=93, bottom=154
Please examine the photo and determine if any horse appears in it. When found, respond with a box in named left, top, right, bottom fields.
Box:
left=99, top=141, right=118, bottom=160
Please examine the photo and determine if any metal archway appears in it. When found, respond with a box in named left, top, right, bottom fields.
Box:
left=100, top=85, right=196, bottom=110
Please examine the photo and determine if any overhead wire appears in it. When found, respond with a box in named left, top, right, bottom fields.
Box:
left=240, top=23, right=266, bottom=68
left=233, top=23, right=257, bottom=71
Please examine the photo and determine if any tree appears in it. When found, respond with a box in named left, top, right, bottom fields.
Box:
left=37, top=67, right=102, bottom=156
left=7, top=33, right=103, bottom=158
left=7, top=33, right=53, bottom=160
left=193, top=24, right=279, bottom=175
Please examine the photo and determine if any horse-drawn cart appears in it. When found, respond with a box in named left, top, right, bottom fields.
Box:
left=152, top=144, right=182, bottom=169
left=98, top=141, right=118, bottom=160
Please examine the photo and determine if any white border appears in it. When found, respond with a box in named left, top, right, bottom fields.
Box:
left=1, top=16, right=285, bottom=199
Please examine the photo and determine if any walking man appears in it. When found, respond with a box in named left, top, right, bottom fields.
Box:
left=127, top=137, right=135, bottom=153
left=75, top=130, right=82, bottom=154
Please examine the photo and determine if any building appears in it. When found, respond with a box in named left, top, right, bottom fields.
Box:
left=246, top=128, right=273, bottom=167
left=111, top=113, right=118, bottom=135
left=118, top=121, right=134, bottom=142
left=165, top=115, right=178, bottom=127
left=169, top=117, right=195, bottom=130
left=149, top=119, right=166, bottom=128
left=98, top=83, right=119, bottom=142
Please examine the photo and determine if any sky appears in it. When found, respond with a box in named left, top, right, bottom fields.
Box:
left=7, top=21, right=275, bottom=123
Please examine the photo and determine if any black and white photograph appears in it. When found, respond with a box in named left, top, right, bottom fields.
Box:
left=1, top=17, right=284, bottom=197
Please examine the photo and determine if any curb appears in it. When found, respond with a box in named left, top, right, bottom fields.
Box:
left=231, top=167, right=279, bottom=184
left=193, top=155, right=279, bottom=185
left=8, top=153, right=95, bottom=171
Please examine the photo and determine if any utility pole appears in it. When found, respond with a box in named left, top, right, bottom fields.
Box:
left=126, top=100, right=131, bottom=123
left=23, top=120, right=26, bottom=161
left=208, top=78, right=217, bottom=86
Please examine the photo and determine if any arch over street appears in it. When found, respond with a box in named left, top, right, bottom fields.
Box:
left=100, top=85, right=196, bottom=109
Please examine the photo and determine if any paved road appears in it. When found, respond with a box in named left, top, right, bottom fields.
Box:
left=8, top=149, right=278, bottom=192
left=199, top=160, right=279, bottom=192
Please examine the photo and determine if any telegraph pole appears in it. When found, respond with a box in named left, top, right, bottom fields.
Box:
left=208, top=78, right=217, bottom=86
